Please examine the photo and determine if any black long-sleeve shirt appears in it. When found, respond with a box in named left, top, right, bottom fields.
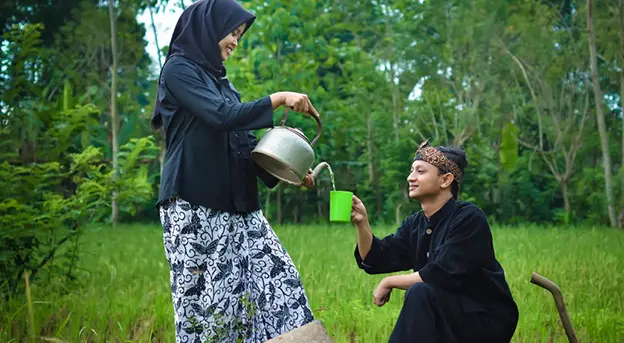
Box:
left=355, top=199, right=518, bottom=310
left=156, top=55, right=279, bottom=213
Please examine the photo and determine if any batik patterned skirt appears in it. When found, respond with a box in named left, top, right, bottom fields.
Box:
left=158, top=197, right=315, bottom=343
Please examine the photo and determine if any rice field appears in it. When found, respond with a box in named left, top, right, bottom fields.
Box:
left=2, top=223, right=623, bottom=342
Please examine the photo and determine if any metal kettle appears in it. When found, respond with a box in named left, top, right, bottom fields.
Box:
left=251, top=108, right=323, bottom=186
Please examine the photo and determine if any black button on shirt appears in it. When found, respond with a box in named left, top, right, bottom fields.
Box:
left=156, top=55, right=279, bottom=213
left=355, top=198, right=518, bottom=314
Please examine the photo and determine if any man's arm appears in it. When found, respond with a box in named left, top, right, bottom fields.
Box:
left=382, top=272, right=424, bottom=290
left=377, top=206, right=490, bottom=297
left=372, top=271, right=424, bottom=306
left=352, top=195, right=414, bottom=274
left=354, top=220, right=374, bottom=260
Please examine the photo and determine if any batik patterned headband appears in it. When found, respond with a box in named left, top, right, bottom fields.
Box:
left=413, top=140, right=463, bottom=184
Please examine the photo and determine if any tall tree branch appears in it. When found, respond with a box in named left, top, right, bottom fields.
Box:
left=498, top=38, right=544, bottom=150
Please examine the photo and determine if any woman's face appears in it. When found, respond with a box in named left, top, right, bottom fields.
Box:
left=219, top=23, right=246, bottom=61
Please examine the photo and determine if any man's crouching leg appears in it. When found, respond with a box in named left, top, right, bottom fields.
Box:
left=388, top=283, right=461, bottom=343
left=388, top=282, right=518, bottom=343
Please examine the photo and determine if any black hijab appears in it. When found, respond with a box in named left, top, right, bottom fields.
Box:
left=151, top=0, right=256, bottom=129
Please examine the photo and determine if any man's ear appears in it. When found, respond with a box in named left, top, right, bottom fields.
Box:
left=440, top=173, right=455, bottom=189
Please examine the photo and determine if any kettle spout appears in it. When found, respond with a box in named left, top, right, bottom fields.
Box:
left=311, top=162, right=330, bottom=180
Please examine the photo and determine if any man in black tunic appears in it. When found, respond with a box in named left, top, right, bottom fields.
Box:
left=351, top=140, right=519, bottom=343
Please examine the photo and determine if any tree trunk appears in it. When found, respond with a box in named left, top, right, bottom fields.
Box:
left=277, top=183, right=283, bottom=225
left=366, top=114, right=383, bottom=217
left=395, top=203, right=403, bottom=226
left=108, top=0, right=120, bottom=226
left=264, top=189, right=271, bottom=221
left=389, top=64, right=400, bottom=142
left=503, top=41, right=544, bottom=150
left=149, top=6, right=163, bottom=68
left=587, top=0, right=617, bottom=227
left=150, top=3, right=166, bottom=177
left=619, top=0, right=624, bottom=226
left=293, top=202, right=299, bottom=224
left=374, top=169, right=382, bottom=217
left=317, top=187, right=323, bottom=220
left=367, top=113, right=374, bottom=186
left=382, top=0, right=399, bottom=142
left=561, top=179, right=571, bottom=216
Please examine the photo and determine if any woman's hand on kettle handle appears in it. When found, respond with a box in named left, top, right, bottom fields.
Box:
left=270, top=92, right=319, bottom=117
left=302, top=169, right=315, bottom=189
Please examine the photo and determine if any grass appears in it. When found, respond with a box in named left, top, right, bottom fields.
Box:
left=2, top=223, right=623, bottom=342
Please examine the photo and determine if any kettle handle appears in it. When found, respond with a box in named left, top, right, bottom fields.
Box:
left=279, top=107, right=323, bottom=146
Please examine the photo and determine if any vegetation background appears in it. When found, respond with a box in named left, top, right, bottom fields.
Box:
left=1, top=0, right=622, bottom=342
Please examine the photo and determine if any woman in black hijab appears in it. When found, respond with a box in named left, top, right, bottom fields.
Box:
left=151, top=0, right=317, bottom=341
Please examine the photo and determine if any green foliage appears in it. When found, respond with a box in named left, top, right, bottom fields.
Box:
left=1, top=0, right=622, bottom=341
left=229, top=0, right=621, bottom=226
left=0, top=104, right=96, bottom=297
left=2, top=0, right=611, bottom=227
left=0, top=100, right=157, bottom=298
left=501, top=121, right=519, bottom=172
left=114, top=137, right=160, bottom=217
left=0, top=22, right=158, bottom=298
left=67, top=136, right=159, bottom=221
left=1, top=0, right=623, bottom=245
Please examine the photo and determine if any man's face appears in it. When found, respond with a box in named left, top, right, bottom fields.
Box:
left=407, top=160, right=453, bottom=201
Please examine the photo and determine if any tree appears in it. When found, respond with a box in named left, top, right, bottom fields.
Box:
left=108, top=0, right=121, bottom=225
left=587, top=0, right=618, bottom=227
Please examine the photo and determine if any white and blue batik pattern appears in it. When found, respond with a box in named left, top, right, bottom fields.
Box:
left=159, top=197, right=314, bottom=343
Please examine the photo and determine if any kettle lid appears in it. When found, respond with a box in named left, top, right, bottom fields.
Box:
left=286, top=127, right=310, bottom=143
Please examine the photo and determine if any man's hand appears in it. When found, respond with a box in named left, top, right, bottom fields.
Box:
left=373, top=278, right=392, bottom=307
left=302, top=169, right=315, bottom=188
left=351, top=195, right=368, bottom=225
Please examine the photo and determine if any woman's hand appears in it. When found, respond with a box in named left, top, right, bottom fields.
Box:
left=270, top=92, right=319, bottom=116
left=351, top=195, right=368, bottom=226
left=283, top=92, right=312, bottom=113
left=302, top=169, right=315, bottom=188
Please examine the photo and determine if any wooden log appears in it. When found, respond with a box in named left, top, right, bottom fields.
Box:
left=265, top=320, right=333, bottom=343
left=530, top=272, right=579, bottom=343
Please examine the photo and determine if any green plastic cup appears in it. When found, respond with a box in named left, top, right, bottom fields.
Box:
left=330, top=190, right=353, bottom=222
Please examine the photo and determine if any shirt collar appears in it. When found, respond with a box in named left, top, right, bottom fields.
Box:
left=425, top=197, right=457, bottom=228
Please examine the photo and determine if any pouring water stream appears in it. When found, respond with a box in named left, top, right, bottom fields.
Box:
left=310, top=162, right=336, bottom=191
